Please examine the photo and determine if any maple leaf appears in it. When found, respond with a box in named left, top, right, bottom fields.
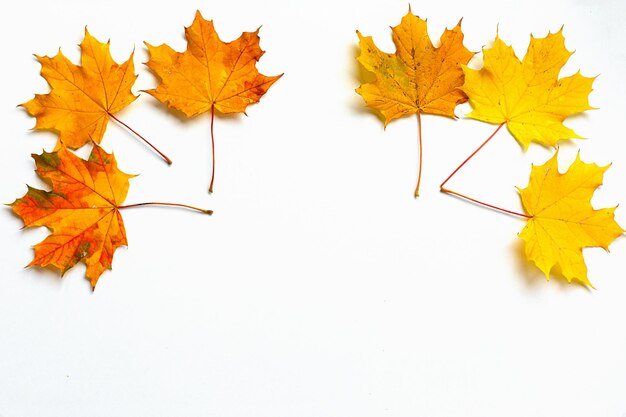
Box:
left=461, top=29, right=595, bottom=149
left=356, top=10, right=473, bottom=124
left=21, top=28, right=138, bottom=150
left=10, top=144, right=212, bottom=288
left=356, top=9, right=473, bottom=196
left=144, top=10, right=282, bottom=192
left=10, top=145, right=133, bottom=288
left=518, top=151, right=623, bottom=286
left=145, top=11, right=281, bottom=116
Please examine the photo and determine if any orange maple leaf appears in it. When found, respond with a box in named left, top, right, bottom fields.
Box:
left=10, top=145, right=133, bottom=288
left=21, top=29, right=138, bottom=150
left=10, top=145, right=212, bottom=288
left=356, top=10, right=473, bottom=196
left=144, top=10, right=282, bottom=192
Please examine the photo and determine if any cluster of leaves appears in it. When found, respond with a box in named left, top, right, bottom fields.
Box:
left=356, top=9, right=623, bottom=286
left=12, top=11, right=280, bottom=288
left=9, top=8, right=623, bottom=290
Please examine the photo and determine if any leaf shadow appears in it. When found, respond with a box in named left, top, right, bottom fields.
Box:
left=22, top=250, right=113, bottom=292
left=25, top=264, right=66, bottom=286
left=17, top=110, right=61, bottom=151
left=509, top=238, right=592, bottom=293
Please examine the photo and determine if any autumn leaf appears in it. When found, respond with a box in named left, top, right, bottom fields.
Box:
left=10, top=145, right=132, bottom=288
left=21, top=29, right=136, bottom=148
left=518, top=151, right=623, bottom=286
left=461, top=29, right=595, bottom=149
left=10, top=145, right=211, bottom=288
left=440, top=29, right=596, bottom=209
left=356, top=9, right=473, bottom=196
left=144, top=10, right=282, bottom=192
left=356, top=11, right=472, bottom=123
left=20, top=29, right=171, bottom=164
left=145, top=11, right=281, bottom=116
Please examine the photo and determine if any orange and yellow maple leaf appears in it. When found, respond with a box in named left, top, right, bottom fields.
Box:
left=518, top=151, right=623, bottom=286
left=356, top=10, right=473, bottom=124
left=461, top=29, right=595, bottom=149
left=144, top=10, right=282, bottom=116
left=144, top=10, right=282, bottom=192
left=10, top=145, right=133, bottom=288
left=21, top=28, right=138, bottom=149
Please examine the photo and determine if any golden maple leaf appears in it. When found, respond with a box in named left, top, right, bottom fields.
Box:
left=21, top=29, right=138, bottom=149
left=10, top=145, right=133, bottom=288
left=144, top=10, right=282, bottom=192
left=462, top=29, right=595, bottom=149
left=144, top=10, right=282, bottom=117
left=356, top=10, right=473, bottom=124
left=518, top=151, right=623, bottom=286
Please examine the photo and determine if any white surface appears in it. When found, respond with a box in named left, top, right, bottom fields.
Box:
left=1, top=1, right=625, bottom=416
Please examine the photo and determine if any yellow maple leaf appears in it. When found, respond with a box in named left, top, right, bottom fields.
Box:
left=10, top=145, right=133, bottom=288
left=518, top=151, right=623, bottom=286
left=21, top=29, right=138, bottom=149
left=356, top=10, right=473, bottom=124
left=462, top=29, right=595, bottom=149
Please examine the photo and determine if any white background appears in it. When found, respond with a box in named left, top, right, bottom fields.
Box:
left=1, top=0, right=625, bottom=416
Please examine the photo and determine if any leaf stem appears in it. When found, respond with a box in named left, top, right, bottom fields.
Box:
left=107, top=112, right=172, bottom=165
left=440, top=188, right=530, bottom=218
left=440, top=122, right=505, bottom=189
left=414, top=111, right=423, bottom=198
left=209, top=104, right=216, bottom=194
left=439, top=122, right=530, bottom=219
left=117, top=202, right=212, bottom=215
